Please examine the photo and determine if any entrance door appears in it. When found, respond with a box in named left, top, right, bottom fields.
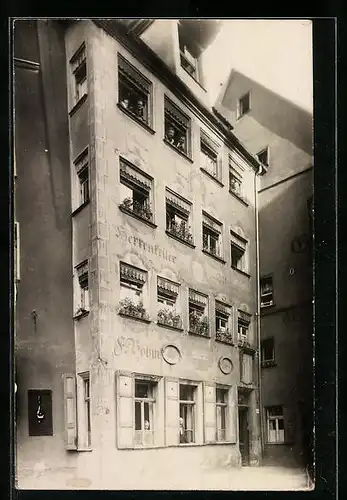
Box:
left=238, top=406, right=250, bottom=465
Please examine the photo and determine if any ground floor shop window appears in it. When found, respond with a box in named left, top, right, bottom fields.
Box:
left=179, top=384, right=196, bottom=443
left=266, top=405, right=285, bottom=443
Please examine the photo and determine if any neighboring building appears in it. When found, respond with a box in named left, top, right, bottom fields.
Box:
left=14, top=20, right=264, bottom=489
left=215, top=70, right=313, bottom=468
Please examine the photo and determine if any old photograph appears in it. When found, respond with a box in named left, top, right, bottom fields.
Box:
left=13, top=18, right=314, bottom=490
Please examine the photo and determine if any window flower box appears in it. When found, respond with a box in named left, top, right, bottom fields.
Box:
left=216, top=329, right=233, bottom=344
left=118, top=298, right=149, bottom=321
left=189, top=312, right=209, bottom=337
left=119, top=197, right=153, bottom=222
left=167, top=221, right=193, bottom=244
left=157, top=308, right=182, bottom=329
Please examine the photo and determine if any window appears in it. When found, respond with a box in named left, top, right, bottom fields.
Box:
left=216, top=388, right=228, bottom=442
left=237, top=92, right=250, bottom=119
left=229, top=156, right=245, bottom=200
left=178, top=22, right=201, bottom=82
left=75, top=261, right=89, bottom=315
left=119, top=158, right=154, bottom=224
left=134, top=380, right=156, bottom=446
left=119, top=262, right=149, bottom=320
left=230, top=229, right=248, bottom=273
left=74, top=150, right=89, bottom=210
left=261, top=338, right=275, bottom=366
left=164, top=97, right=191, bottom=157
left=157, top=277, right=182, bottom=329
left=257, top=147, right=269, bottom=167
left=215, top=301, right=233, bottom=344
left=118, top=54, right=152, bottom=126
left=165, top=188, right=193, bottom=245
left=202, top=212, right=223, bottom=259
left=260, top=276, right=274, bottom=307
left=70, top=43, right=87, bottom=106
left=82, top=375, right=91, bottom=448
left=237, top=310, right=251, bottom=342
left=179, top=384, right=196, bottom=443
left=200, top=132, right=220, bottom=181
left=188, top=289, right=209, bottom=337
left=266, top=406, right=285, bottom=443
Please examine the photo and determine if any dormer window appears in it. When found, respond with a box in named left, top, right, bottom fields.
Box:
left=178, top=22, right=201, bottom=83
left=237, top=92, right=250, bottom=119
left=257, top=148, right=269, bottom=167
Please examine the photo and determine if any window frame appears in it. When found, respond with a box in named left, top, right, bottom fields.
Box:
left=188, top=289, right=210, bottom=337
left=179, top=382, right=197, bottom=444
left=134, top=379, right=157, bottom=447
left=257, top=147, right=270, bottom=167
left=69, top=43, right=87, bottom=108
left=230, top=229, right=249, bottom=275
left=72, top=148, right=90, bottom=214
left=266, top=406, right=285, bottom=444
left=119, top=262, right=149, bottom=321
left=164, top=96, right=192, bottom=159
left=237, top=91, right=251, bottom=119
left=119, top=158, right=155, bottom=227
left=215, top=301, right=233, bottom=344
left=200, top=131, right=222, bottom=184
left=260, top=275, right=275, bottom=308
left=178, top=22, right=202, bottom=84
left=215, top=386, right=229, bottom=442
left=261, top=337, right=276, bottom=366
left=165, top=188, right=194, bottom=247
left=117, top=54, right=154, bottom=131
left=202, top=212, right=224, bottom=262
left=157, top=276, right=182, bottom=330
left=75, top=260, right=89, bottom=317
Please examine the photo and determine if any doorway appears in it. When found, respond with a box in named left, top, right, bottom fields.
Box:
left=238, top=406, right=250, bottom=465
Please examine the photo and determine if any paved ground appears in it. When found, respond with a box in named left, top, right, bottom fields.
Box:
left=17, top=465, right=313, bottom=490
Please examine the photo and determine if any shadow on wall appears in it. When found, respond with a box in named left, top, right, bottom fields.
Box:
left=259, top=174, right=313, bottom=302
left=220, top=70, right=313, bottom=156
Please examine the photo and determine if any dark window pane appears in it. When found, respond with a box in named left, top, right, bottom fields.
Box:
left=135, top=401, right=141, bottom=430
left=135, top=382, right=149, bottom=399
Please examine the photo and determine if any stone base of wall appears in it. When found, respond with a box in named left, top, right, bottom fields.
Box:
left=262, top=444, right=304, bottom=468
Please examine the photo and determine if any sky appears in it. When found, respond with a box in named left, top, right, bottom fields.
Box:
left=203, top=20, right=313, bottom=112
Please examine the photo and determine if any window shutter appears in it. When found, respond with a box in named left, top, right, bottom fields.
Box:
left=116, top=372, right=134, bottom=449
left=165, top=378, right=179, bottom=446
left=227, top=385, right=237, bottom=443
left=241, top=354, right=253, bottom=384
left=284, top=406, right=295, bottom=443
left=63, top=374, right=77, bottom=450
left=203, top=383, right=216, bottom=443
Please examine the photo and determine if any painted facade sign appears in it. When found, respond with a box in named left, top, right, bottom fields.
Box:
left=114, top=225, right=176, bottom=263
left=114, top=336, right=161, bottom=359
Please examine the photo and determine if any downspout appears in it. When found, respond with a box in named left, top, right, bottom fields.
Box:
left=254, top=163, right=265, bottom=461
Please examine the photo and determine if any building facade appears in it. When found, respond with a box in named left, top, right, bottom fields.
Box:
left=216, top=70, right=313, bottom=468
left=14, top=20, right=264, bottom=489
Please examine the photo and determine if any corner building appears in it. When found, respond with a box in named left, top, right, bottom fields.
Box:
left=15, top=20, right=264, bottom=489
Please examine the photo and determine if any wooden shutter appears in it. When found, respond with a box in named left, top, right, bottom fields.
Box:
left=227, top=385, right=237, bottom=443
left=165, top=378, right=179, bottom=446
left=241, top=354, right=253, bottom=384
left=284, top=406, right=295, bottom=443
left=203, top=383, right=216, bottom=443
left=63, top=374, right=77, bottom=450
left=116, top=372, right=134, bottom=449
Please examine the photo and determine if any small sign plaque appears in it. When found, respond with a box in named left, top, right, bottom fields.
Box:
left=162, top=344, right=181, bottom=365
left=218, top=356, right=233, bottom=374
left=28, top=389, right=53, bottom=436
